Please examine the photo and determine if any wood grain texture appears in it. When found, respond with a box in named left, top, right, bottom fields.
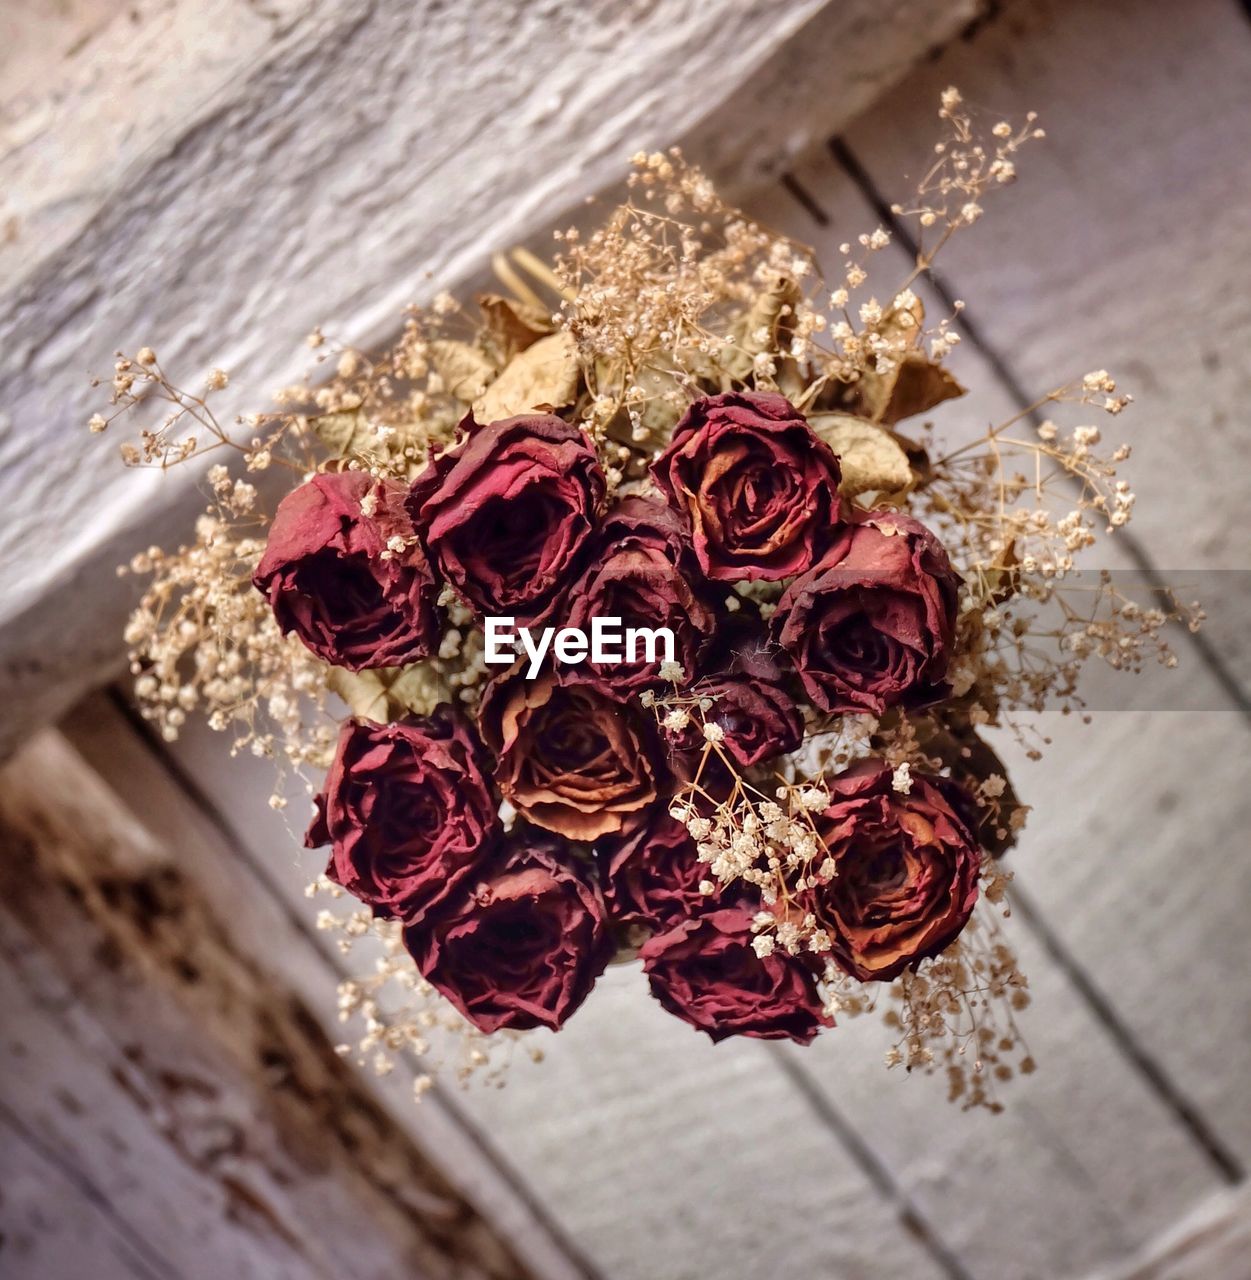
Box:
left=0, top=0, right=975, bottom=757
left=0, top=729, right=533, bottom=1280
left=1083, top=1184, right=1251, bottom=1280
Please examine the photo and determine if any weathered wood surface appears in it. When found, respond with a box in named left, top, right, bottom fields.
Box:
left=0, top=729, right=534, bottom=1280
left=0, top=0, right=977, bottom=758
left=7, top=0, right=1251, bottom=1276
left=1084, top=1184, right=1251, bottom=1280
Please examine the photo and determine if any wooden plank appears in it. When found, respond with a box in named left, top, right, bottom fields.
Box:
left=1083, top=1184, right=1251, bottom=1280
left=0, top=0, right=978, bottom=758
left=0, top=729, right=535, bottom=1280
left=0, top=1110, right=175, bottom=1280
left=135, top=695, right=960, bottom=1280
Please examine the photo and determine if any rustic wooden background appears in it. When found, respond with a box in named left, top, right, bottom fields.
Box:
left=2, top=0, right=1250, bottom=1277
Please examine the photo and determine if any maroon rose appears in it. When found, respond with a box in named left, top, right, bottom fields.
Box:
left=696, top=641, right=804, bottom=768
left=479, top=669, right=666, bottom=842
left=305, top=708, right=499, bottom=924
left=403, top=828, right=613, bottom=1033
left=773, top=510, right=960, bottom=716
left=563, top=497, right=719, bottom=694
left=804, top=760, right=981, bottom=981
left=641, top=908, right=831, bottom=1044
left=407, top=413, right=605, bottom=621
left=661, top=640, right=802, bottom=798
left=254, top=470, right=439, bottom=670
left=650, top=391, right=843, bottom=581
left=598, top=807, right=712, bottom=931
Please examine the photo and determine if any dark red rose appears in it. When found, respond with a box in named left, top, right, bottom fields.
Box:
left=598, top=807, right=712, bottom=931
left=650, top=391, right=843, bottom=581
left=641, top=908, right=831, bottom=1044
left=254, top=470, right=439, bottom=670
left=804, top=760, right=980, bottom=981
left=407, top=413, right=605, bottom=621
left=698, top=642, right=804, bottom=768
left=478, top=670, right=665, bottom=841
left=403, top=828, right=613, bottom=1033
left=661, top=640, right=803, bottom=795
left=305, top=708, right=499, bottom=924
left=563, top=497, right=720, bottom=694
left=773, top=510, right=961, bottom=715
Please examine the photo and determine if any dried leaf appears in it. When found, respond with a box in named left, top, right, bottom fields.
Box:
left=327, top=665, right=439, bottom=724
left=478, top=292, right=554, bottom=358
left=859, top=352, right=966, bottom=426
left=984, top=539, right=1020, bottom=605
left=473, top=330, right=579, bottom=422
left=808, top=412, right=914, bottom=497
left=719, top=273, right=801, bottom=381
left=429, top=340, right=497, bottom=403
left=309, top=407, right=376, bottom=460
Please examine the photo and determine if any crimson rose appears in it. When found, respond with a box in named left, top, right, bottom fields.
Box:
left=804, top=760, right=980, bottom=981
left=408, top=413, right=604, bottom=621
left=403, top=829, right=613, bottom=1033
left=563, top=497, right=719, bottom=694
left=598, top=807, right=711, bottom=931
left=773, top=510, right=960, bottom=715
left=254, top=471, right=439, bottom=670
left=305, top=709, right=498, bottom=924
left=479, top=670, right=666, bottom=841
left=650, top=391, right=842, bottom=581
left=663, top=641, right=802, bottom=798
left=641, top=908, right=831, bottom=1044
left=696, top=643, right=803, bottom=768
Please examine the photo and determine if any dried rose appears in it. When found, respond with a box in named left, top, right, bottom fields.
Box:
left=696, top=643, right=804, bottom=768
left=773, top=510, right=960, bottom=715
left=804, top=760, right=981, bottom=981
left=650, top=391, right=843, bottom=581
left=661, top=639, right=803, bottom=799
left=403, top=828, right=613, bottom=1033
left=407, top=413, right=604, bottom=621
left=641, top=908, right=831, bottom=1044
left=598, top=807, right=712, bottom=931
left=562, top=496, right=720, bottom=694
left=305, top=708, right=498, bottom=924
left=254, top=470, right=439, bottom=670
left=479, top=670, right=664, bottom=841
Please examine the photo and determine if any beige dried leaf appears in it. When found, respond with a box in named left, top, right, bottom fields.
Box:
left=473, top=330, right=579, bottom=422
left=860, top=352, right=966, bottom=425
left=429, top=340, right=497, bottom=403
left=309, top=408, right=375, bottom=460
left=808, top=412, right=914, bottom=496
left=719, top=273, right=801, bottom=381
left=327, top=665, right=439, bottom=724
left=478, top=293, right=554, bottom=357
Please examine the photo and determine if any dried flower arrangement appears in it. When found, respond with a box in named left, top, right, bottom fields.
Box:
left=93, top=89, right=1199, bottom=1112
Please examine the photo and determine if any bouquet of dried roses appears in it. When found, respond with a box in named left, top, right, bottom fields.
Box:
left=95, top=91, right=1195, bottom=1109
